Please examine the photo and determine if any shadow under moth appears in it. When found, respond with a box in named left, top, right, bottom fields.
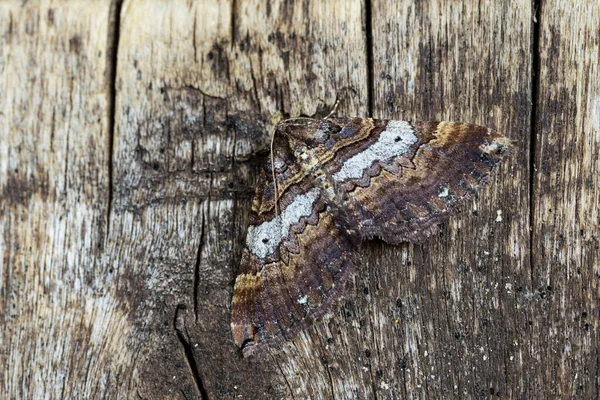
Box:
left=231, top=117, right=512, bottom=357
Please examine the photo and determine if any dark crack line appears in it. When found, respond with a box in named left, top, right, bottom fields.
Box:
left=365, top=0, right=374, bottom=117
left=174, top=306, right=209, bottom=400
left=193, top=204, right=206, bottom=322
left=249, top=62, right=262, bottom=115
left=106, top=0, right=123, bottom=239
left=173, top=84, right=227, bottom=100
left=50, top=108, right=56, bottom=152
left=230, top=0, right=237, bottom=49
left=529, top=0, right=541, bottom=285
left=60, top=375, right=66, bottom=399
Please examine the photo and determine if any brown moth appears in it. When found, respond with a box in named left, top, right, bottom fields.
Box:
left=231, top=117, right=512, bottom=357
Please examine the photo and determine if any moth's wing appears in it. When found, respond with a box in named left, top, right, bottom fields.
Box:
left=231, top=136, right=355, bottom=357
left=284, top=118, right=512, bottom=244
left=335, top=119, right=512, bottom=243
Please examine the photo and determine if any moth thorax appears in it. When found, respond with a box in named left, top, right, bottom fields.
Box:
left=292, top=145, right=323, bottom=175
left=312, top=171, right=337, bottom=201
left=293, top=144, right=310, bottom=160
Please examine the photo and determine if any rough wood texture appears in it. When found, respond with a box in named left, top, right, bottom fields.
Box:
left=367, top=2, right=532, bottom=398
left=532, top=2, right=600, bottom=397
left=1, top=0, right=598, bottom=399
left=1, top=2, right=118, bottom=398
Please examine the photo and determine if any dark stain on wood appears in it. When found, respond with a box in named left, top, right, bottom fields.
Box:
left=69, top=34, right=81, bottom=54
left=1, top=167, right=49, bottom=207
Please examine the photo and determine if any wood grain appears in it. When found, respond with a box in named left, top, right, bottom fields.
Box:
left=532, top=1, right=600, bottom=397
left=111, top=1, right=275, bottom=398
left=1, top=0, right=598, bottom=398
left=111, top=0, right=368, bottom=397
left=368, top=1, right=533, bottom=398
left=0, top=1, right=118, bottom=398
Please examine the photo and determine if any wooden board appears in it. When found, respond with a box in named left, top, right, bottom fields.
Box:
left=0, top=1, right=118, bottom=398
left=366, top=1, right=532, bottom=398
left=532, top=1, right=600, bottom=397
left=2, top=0, right=598, bottom=398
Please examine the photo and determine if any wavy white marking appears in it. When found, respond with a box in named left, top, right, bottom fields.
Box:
left=332, top=120, right=418, bottom=181
left=246, top=188, right=320, bottom=259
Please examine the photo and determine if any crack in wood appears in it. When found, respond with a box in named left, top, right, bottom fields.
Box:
left=230, top=0, right=237, bottom=50
left=174, top=305, right=209, bottom=400
left=365, top=0, right=374, bottom=118
left=194, top=204, right=206, bottom=322
left=106, top=0, right=123, bottom=240
left=529, top=0, right=541, bottom=285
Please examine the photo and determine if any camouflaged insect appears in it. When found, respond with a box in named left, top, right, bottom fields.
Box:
left=231, top=117, right=512, bottom=356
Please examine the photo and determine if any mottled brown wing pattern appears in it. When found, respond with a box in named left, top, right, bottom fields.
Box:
left=231, top=136, right=356, bottom=357
left=326, top=120, right=512, bottom=243
left=232, top=117, right=512, bottom=356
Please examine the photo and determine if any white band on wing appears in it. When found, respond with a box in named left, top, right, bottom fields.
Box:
left=246, top=188, right=320, bottom=259
left=333, top=121, right=417, bottom=182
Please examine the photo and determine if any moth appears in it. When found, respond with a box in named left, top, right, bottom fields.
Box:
left=231, top=117, right=512, bottom=357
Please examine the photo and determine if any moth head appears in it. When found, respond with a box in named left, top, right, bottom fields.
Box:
left=277, top=117, right=342, bottom=147
left=277, top=117, right=320, bottom=142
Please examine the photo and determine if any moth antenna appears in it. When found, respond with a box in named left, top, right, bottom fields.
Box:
left=324, top=99, right=339, bottom=120
left=280, top=116, right=318, bottom=126
left=270, top=126, right=280, bottom=219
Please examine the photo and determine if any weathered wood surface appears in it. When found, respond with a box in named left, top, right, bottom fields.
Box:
left=532, top=2, right=600, bottom=397
left=1, top=2, right=118, bottom=398
left=1, top=0, right=598, bottom=399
